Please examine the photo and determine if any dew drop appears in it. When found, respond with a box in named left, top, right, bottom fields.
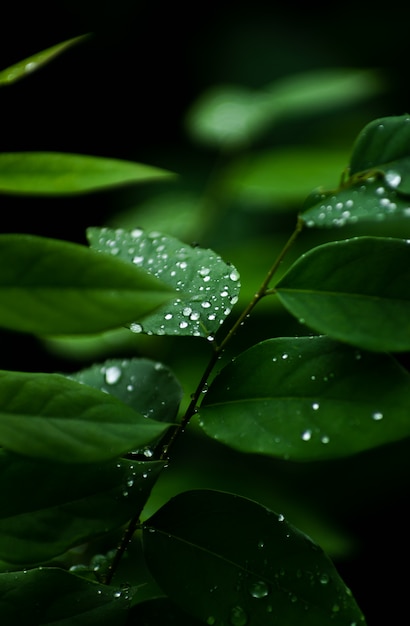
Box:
left=372, top=411, right=383, bottom=421
left=282, top=353, right=289, bottom=360
left=165, top=313, right=173, bottom=320
left=321, top=435, right=330, bottom=444
left=113, top=590, right=122, bottom=598
left=278, top=513, right=285, bottom=522
left=302, top=429, right=312, bottom=441
left=319, top=572, right=330, bottom=584
left=130, top=323, right=143, bottom=333
left=179, top=321, right=189, bottom=329
left=201, top=301, right=212, bottom=308
left=105, top=366, right=122, bottom=385
left=131, top=228, right=143, bottom=238
left=312, top=402, right=320, bottom=410
left=385, top=170, right=401, bottom=189
left=132, top=255, right=144, bottom=265
left=229, top=269, right=240, bottom=282
left=249, top=580, right=269, bottom=599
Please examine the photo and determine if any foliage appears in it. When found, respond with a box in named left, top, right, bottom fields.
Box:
left=0, top=35, right=409, bottom=625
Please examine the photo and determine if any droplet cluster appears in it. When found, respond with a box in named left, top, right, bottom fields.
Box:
left=88, top=227, right=241, bottom=339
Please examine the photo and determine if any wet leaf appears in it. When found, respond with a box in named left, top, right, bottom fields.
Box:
left=302, top=115, right=410, bottom=228
left=69, top=357, right=183, bottom=422
left=0, top=567, right=130, bottom=625
left=0, top=34, right=89, bottom=86
left=275, top=236, right=410, bottom=352
left=0, top=453, right=164, bottom=563
left=198, top=336, right=410, bottom=460
left=0, top=234, right=174, bottom=336
left=142, top=489, right=366, bottom=625
left=0, top=370, right=171, bottom=463
left=302, top=177, right=410, bottom=228
left=0, top=152, right=174, bottom=195
left=87, top=227, right=241, bottom=339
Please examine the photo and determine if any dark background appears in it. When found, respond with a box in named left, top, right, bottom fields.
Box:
left=2, top=3, right=410, bottom=622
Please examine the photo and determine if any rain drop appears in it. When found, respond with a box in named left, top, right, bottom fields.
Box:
left=105, top=366, right=122, bottom=385
left=249, top=580, right=270, bottom=599
left=385, top=171, right=401, bottom=189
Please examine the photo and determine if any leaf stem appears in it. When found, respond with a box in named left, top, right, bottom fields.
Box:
left=104, top=215, right=304, bottom=585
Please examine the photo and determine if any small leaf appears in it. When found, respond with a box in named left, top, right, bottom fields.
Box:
left=0, top=370, right=171, bottom=463
left=0, top=34, right=89, bottom=86
left=0, top=567, right=130, bottom=625
left=275, top=236, right=410, bottom=352
left=302, top=114, right=410, bottom=228
left=198, top=336, right=410, bottom=460
left=87, top=227, right=241, bottom=339
left=0, top=453, right=164, bottom=563
left=0, top=234, right=174, bottom=336
left=142, top=489, right=366, bottom=625
left=302, top=177, right=410, bottom=228
left=0, top=152, right=174, bottom=195
left=70, top=357, right=183, bottom=422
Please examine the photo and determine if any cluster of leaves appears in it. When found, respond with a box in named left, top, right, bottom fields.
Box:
left=1, top=35, right=410, bottom=625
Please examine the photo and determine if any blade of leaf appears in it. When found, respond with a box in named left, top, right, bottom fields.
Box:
left=142, top=489, right=366, bottom=625
left=275, top=236, right=410, bottom=352
left=0, top=567, right=130, bottom=625
left=87, top=227, right=241, bottom=339
left=0, top=453, right=164, bottom=564
left=0, top=34, right=89, bottom=86
left=302, top=177, right=410, bottom=228
left=0, top=152, right=174, bottom=195
left=198, top=336, right=410, bottom=460
left=0, top=370, right=171, bottom=463
left=0, top=234, right=175, bottom=336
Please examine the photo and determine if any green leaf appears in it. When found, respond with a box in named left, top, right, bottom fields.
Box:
left=0, top=370, right=171, bottom=463
left=69, top=357, right=183, bottom=422
left=87, top=227, right=241, bottom=339
left=0, top=567, right=130, bottom=625
left=0, top=34, right=89, bottom=86
left=0, top=453, right=164, bottom=563
left=185, top=68, right=382, bottom=149
left=142, top=489, right=366, bottom=625
left=302, top=177, right=410, bottom=228
left=0, top=152, right=174, bottom=195
left=275, top=236, right=410, bottom=352
left=301, top=114, right=410, bottom=228
left=0, top=234, right=174, bottom=336
left=349, top=114, right=410, bottom=183
left=198, top=336, right=410, bottom=461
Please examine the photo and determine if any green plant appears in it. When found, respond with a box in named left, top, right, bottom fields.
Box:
left=0, top=37, right=409, bottom=625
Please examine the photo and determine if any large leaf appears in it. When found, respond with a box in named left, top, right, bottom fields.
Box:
left=0, top=370, right=171, bottom=463
left=0, top=234, right=174, bottom=336
left=275, top=236, right=410, bottom=352
left=0, top=152, right=174, bottom=195
left=69, top=357, right=183, bottom=421
left=302, top=114, right=410, bottom=228
left=0, top=453, right=164, bottom=564
left=198, top=336, right=410, bottom=460
left=87, top=227, right=241, bottom=339
left=0, top=568, right=130, bottom=625
left=142, top=489, right=366, bottom=625
left=0, top=34, right=89, bottom=86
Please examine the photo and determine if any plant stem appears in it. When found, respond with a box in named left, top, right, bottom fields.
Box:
left=104, top=215, right=304, bottom=585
